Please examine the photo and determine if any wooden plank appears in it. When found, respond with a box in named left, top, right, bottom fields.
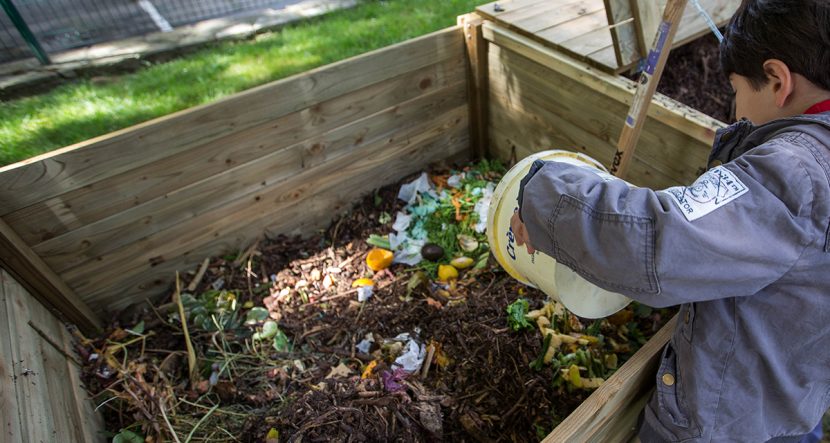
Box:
left=60, top=325, right=105, bottom=442
left=0, top=270, right=24, bottom=443
left=6, top=57, right=466, bottom=247
left=459, top=13, right=490, bottom=159
left=35, top=82, right=467, bottom=275
left=488, top=43, right=709, bottom=186
left=558, top=23, right=615, bottom=57
left=516, top=1, right=605, bottom=34
left=674, top=0, right=738, bottom=46
left=476, top=0, right=571, bottom=21
left=27, top=297, right=86, bottom=442
left=70, top=103, right=469, bottom=312
left=544, top=316, right=677, bottom=442
left=603, top=0, right=641, bottom=68
left=0, top=218, right=100, bottom=333
left=489, top=73, right=683, bottom=189
left=0, top=26, right=464, bottom=216
left=536, top=9, right=610, bottom=45
left=587, top=44, right=618, bottom=67
left=634, top=0, right=739, bottom=52
left=482, top=22, right=724, bottom=144
left=1, top=269, right=55, bottom=443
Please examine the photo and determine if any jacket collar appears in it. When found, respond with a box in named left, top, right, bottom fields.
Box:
left=708, top=113, right=830, bottom=166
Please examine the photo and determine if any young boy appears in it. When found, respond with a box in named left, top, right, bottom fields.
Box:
left=510, top=0, right=830, bottom=441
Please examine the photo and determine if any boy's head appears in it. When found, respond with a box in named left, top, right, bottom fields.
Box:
left=720, top=0, right=830, bottom=124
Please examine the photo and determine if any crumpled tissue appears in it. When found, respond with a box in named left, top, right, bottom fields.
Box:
left=397, top=172, right=438, bottom=205
left=473, top=182, right=495, bottom=233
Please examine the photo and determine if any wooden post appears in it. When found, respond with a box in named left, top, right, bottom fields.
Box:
left=609, top=0, right=688, bottom=178
left=459, top=13, right=490, bottom=160
left=0, top=218, right=100, bottom=333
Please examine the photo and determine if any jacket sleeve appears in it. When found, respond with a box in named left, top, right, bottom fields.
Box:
left=518, top=141, right=815, bottom=307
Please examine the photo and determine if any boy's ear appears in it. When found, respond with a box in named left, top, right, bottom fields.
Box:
left=763, top=59, right=795, bottom=108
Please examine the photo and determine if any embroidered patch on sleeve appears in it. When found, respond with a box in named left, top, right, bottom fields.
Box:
left=662, top=166, right=749, bottom=222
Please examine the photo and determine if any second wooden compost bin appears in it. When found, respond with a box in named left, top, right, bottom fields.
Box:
left=0, top=5, right=729, bottom=440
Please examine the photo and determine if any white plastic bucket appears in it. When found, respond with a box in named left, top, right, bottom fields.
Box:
left=486, top=150, right=632, bottom=318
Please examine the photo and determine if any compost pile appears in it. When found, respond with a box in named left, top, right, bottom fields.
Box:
left=75, top=160, right=671, bottom=442
left=656, top=32, right=735, bottom=123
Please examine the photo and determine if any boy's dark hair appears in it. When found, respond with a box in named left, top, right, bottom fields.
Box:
left=720, top=0, right=830, bottom=91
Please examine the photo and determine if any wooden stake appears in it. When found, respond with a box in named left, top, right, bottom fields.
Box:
left=609, top=0, right=688, bottom=178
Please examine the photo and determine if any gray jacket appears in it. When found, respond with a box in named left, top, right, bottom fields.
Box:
left=518, top=112, right=830, bottom=442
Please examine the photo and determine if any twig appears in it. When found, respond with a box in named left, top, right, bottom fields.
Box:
left=187, top=258, right=211, bottom=292
left=175, top=272, right=198, bottom=386
left=184, top=403, right=219, bottom=443
left=232, top=238, right=260, bottom=268
left=176, top=398, right=250, bottom=417
left=159, top=400, right=182, bottom=443
left=27, top=320, right=81, bottom=366
left=421, top=343, right=436, bottom=379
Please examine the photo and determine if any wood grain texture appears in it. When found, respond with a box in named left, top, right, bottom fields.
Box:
left=79, top=105, right=469, bottom=313
left=488, top=42, right=710, bottom=188
left=634, top=0, right=739, bottom=51
left=544, top=316, right=677, bottom=442
left=477, top=0, right=624, bottom=72
left=6, top=57, right=465, bottom=247
left=459, top=13, right=490, bottom=159
left=0, top=270, right=24, bottom=443
left=39, top=82, right=465, bottom=279
left=0, top=218, right=99, bottom=333
left=603, top=0, right=641, bottom=67
left=610, top=0, right=687, bottom=179
left=0, top=26, right=468, bottom=315
left=482, top=22, right=723, bottom=144
left=0, top=27, right=463, bottom=216
left=0, top=269, right=105, bottom=442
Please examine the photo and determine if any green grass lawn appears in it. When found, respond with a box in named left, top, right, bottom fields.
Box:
left=0, top=0, right=483, bottom=166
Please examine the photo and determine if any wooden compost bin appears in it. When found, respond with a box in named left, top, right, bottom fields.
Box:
left=0, top=10, right=725, bottom=441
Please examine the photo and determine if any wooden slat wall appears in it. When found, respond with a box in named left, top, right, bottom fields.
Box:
left=630, top=0, right=739, bottom=57
left=0, top=27, right=469, bottom=315
left=483, top=22, right=724, bottom=189
left=0, top=269, right=105, bottom=442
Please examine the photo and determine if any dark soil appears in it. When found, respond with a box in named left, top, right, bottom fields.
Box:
left=656, top=32, right=736, bottom=123
left=77, top=167, right=671, bottom=443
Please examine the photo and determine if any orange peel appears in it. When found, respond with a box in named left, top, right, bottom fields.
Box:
left=366, top=248, right=394, bottom=271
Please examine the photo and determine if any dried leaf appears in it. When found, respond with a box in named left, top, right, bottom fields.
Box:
left=425, top=297, right=443, bottom=309
left=326, top=362, right=353, bottom=379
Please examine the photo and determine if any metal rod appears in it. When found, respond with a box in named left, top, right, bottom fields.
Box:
left=0, top=0, right=51, bottom=65
left=690, top=0, right=724, bottom=42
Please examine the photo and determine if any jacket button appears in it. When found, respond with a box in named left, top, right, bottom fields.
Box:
left=662, top=373, right=676, bottom=386
left=709, top=159, right=723, bottom=169
left=685, top=310, right=690, bottom=324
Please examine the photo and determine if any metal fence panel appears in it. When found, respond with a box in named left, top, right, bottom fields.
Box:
left=0, top=0, right=293, bottom=64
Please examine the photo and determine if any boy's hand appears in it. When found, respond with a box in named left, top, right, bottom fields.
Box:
left=510, top=211, right=536, bottom=255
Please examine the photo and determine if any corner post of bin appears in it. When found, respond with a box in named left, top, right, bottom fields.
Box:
left=458, top=13, right=490, bottom=160
left=0, top=218, right=101, bottom=334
